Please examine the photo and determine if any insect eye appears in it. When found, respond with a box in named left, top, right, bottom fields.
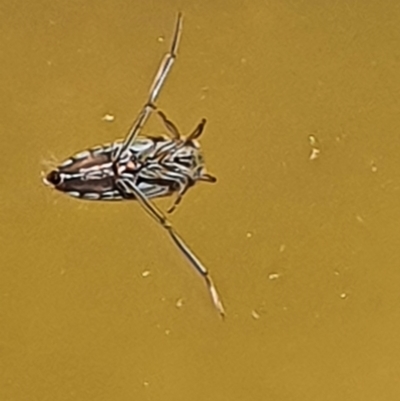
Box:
left=46, top=170, right=62, bottom=186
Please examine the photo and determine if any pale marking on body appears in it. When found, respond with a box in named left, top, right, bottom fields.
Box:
left=67, top=191, right=80, bottom=198
left=60, top=158, right=73, bottom=167
left=73, top=151, right=90, bottom=160
left=101, top=191, right=115, bottom=197
left=83, top=193, right=101, bottom=200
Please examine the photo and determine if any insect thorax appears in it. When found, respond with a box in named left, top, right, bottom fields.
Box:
left=51, top=136, right=207, bottom=201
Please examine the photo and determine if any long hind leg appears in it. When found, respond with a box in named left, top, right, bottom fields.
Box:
left=116, top=177, right=225, bottom=318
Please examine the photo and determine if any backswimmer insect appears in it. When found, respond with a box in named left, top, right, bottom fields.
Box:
left=43, top=13, right=225, bottom=317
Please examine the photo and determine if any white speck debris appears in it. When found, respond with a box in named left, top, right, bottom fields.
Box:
left=246, top=232, right=253, bottom=238
left=143, top=381, right=149, bottom=387
left=165, top=329, right=171, bottom=335
left=279, top=244, right=286, bottom=253
left=308, top=135, right=321, bottom=160
left=102, top=113, right=115, bottom=122
left=309, top=148, right=321, bottom=160
left=309, top=135, right=317, bottom=146
left=158, top=36, right=165, bottom=43
left=355, top=214, right=364, bottom=224
left=268, top=273, right=280, bottom=280
left=141, top=270, right=151, bottom=278
left=340, top=292, right=348, bottom=299
left=200, top=86, right=209, bottom=100
left=251, top=310, right=260, bottom=320
left=371, top=161, right=378, bottom=172
left=175, top=298, right=184, bottom=308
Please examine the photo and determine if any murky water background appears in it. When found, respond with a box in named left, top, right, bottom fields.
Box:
left=2, top=1, right=400, bottom=400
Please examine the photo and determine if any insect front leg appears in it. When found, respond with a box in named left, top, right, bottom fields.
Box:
left=116, top=177, right=225, bottom=318
left=157, top=110, right=182, bottom=140
left=186, top=118, right=207, bottom=142
left=157, top=110, right=207, bottom=144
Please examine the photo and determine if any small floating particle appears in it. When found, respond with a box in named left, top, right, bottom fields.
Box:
left=340, top=293, right=348, bottom=299
left=309, top=148, right=320, bottom=160
left=143, top=381, right=149, bottom=387
left=251, top=310, right=260, bottom=320
left=102, top=113, right=115, bottom=122
left=371, top=162, right=377, bottom=173
left=141, top=270, right=151, bottom=278
left=175, top=298, right=184, bottom=308
left=165, top=329, right=171, bottom=335
left=246, top=232, right=253, bottom=238
left=200, top=86, right=209, bottom=100
left=268, top=273, right=280, bottom=280
left=308, top=135, right=318, bottom=146
left=355, top=214, right=364, bottom=224
left=308, top=135, right=320, bottom=160
left=279, top=244, right=286, bottom=253
left=158, top=36, right=165, bottom=43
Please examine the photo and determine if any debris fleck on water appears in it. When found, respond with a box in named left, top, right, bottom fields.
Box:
left=309, top=135, right=317, bottom=146
left=251, top=310, right=260, bottom=320
left=355, top=214, right=364, bottom=224
left=268, top=273, right=280, bottom=280
left=175, top=298, right=184, bottom=308
left=340, top=292, right=348, bottom=299
left=308, top=135, right=321, bottom=160
left=370, top=161, right=378, bottom=172
left=102, top=113, right=115, bottom=122
left=141, top=270, right=151, bottom=278
left=143, top=381, right=149, bottom=387
left=200, top=86, right=209, bottom=100
left=158, top=36, right=165, bottom=43
left=309, top=148, right=320, bottom=160
left=246, top=232, right=253, bottom=238
left=279, top=244, right=286, bottom=253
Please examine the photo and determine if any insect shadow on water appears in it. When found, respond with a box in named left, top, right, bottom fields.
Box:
left=43, top=13, right=225, bottom=318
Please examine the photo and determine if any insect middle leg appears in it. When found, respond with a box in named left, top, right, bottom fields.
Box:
left=116, top=177, right=225, bottom=318
left=157, top=110, right=182, bottom=140
left=116, top=13, right=183, bottom=160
